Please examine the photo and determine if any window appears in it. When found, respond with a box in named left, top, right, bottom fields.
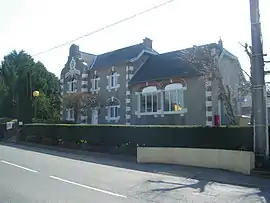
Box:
left=68, top=78, right=77, bottom=93
left=107, top=71, right=119, bottom=90
left=67, top=108, right=74, bottom=120
left=106, top=97, right=120, bottom=121
left=108, top=106, right=119, bottom=119
left=140, top=86, right=158, bottom=114
left=164, top=83, right=184, bottom=112
left=135, top=83, right=187, bottom=116
left=91, top=75, right=100, bottom=91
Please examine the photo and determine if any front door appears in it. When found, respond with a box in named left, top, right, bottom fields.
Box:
left=91, top=109, right=98, bottom=124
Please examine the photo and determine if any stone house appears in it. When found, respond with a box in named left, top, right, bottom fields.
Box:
left=60, top=38, right=245, bottom=126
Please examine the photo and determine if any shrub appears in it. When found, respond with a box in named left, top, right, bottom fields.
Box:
left=20, top=124, right=254, bottom=154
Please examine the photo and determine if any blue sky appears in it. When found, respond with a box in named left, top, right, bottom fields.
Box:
left=0, top=0, right=269, bottom=80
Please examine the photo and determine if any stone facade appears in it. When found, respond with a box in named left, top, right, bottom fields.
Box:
left=60, top=39, right=245, bottom=126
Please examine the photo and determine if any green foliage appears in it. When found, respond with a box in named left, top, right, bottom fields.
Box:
left=20, top=124, right=254, bottom=154
left=0, top=50, right=61, bottom=123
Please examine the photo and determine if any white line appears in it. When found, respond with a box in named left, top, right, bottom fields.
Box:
left=1, top=160, right=38, bottom=173
left=49, top=175, right=127, bottom=198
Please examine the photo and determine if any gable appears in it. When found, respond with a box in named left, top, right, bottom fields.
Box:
left=129, top=50, right=201, bottom=85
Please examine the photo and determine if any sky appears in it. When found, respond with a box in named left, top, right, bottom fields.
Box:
left=0, top=0, right=269, bottom=80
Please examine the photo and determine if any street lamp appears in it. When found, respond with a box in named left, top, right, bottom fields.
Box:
left=33, top=90, right=40, bottom=119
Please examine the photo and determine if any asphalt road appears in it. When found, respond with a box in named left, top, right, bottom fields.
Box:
left=0, top=143, right=270, bottom=203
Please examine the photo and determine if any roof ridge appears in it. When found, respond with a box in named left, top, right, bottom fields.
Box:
left=97, top=43, right=143, bottom=56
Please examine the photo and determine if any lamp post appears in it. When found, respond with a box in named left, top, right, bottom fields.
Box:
left=33, top=90, right=40, bottom=119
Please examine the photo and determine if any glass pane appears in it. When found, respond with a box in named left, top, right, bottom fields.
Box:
left=140, top=95, right=145, bottom=113
left=110, top=107, right=114, bottom=118
left=110, top=76, right=114, bottom=87
left=164, top=91, right=170, bottom=111
left=146, top=94, right=152, bottom=112
left=115, top=107, right=118, bottom=117
left=178, top=90, right=184, bottom=106
left=153, top=94, right=157, bottom=112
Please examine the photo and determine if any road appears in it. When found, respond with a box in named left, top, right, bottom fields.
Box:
left=0, top=143, right=270, bottom=202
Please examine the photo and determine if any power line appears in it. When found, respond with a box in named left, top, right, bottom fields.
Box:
left=33, top=0, right=176, bottom=57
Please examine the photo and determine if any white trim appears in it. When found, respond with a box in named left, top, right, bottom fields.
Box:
left=126, top=90, right=131, bottom=96
left=129, top=50, right=158, bottom=62
left=80, top=115, right=88, bottom=120
left=81, top=81, right=88, bottom=85
left=135, top=108, right=187, bottom=116
left=126, top=107, right=131, bottom=111
left=81, top=88, right=88, bottom=92
left=128, top=74, right=134, bottom=80
left=66, top=108, right=75, bottom=121
left=65, top=69, right=81, bottom=79
left=206, top=121, right=212, bottom=126
left=206, top=91, right=212, bottom=97
left=126, top=122, right=131, bottom=125
left=129, top=66, right=134, bottom=71
left=60, top=78, right=64, bottom=83
left=90, top=87, right=100, bottom=93
left=105, top=116, right=120, bottom=122
left=206, top=111, right=212, bottom=117
left=91, top=77, right=100, bottom=91
left=126, top=65, right=134, bottom=72
left=89, top=55, right=98, bottom=69
left=205, top=80, right=211, bottom=86
left=60, top=92, right=63, bottom=96
left=82, top=73, right=88, bottom=78
left=126, top=83, right=128, bottom=88
left=126, top=98, right=131, bottom=103
left=126, top=115, right=131, bottom=119
left=206, top=101, right=212, bottom=106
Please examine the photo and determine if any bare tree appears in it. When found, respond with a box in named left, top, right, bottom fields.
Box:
left=179, top=45, right=236, bottom=124
left=239, top=42, right=254, bottom=124
left=63, top=92, right=97, bottom=123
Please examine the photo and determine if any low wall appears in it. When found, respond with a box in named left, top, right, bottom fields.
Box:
left=137, top=147, right=255, bottom=175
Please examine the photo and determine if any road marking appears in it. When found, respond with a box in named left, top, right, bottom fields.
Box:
left=49, top=175, right=127, bottom=198
left=1, top=160, right=38, bottom=173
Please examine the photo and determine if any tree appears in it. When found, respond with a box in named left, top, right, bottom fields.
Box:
left=63, top=92, right=97, bottom=123
left=0, top=50, right=61, bottom=123
left=240, top=42, right=254, bottom=124
left=179, top=45, right=237, bottom=125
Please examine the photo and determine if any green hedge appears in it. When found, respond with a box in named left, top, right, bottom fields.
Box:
left=19, top=124, right=254, bottom=155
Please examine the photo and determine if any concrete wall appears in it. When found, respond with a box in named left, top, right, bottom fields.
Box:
left=137, top=147, right=255, bottom=175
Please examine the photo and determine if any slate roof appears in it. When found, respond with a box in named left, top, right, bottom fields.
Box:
left=129, top=42, right=236, bottom=85
left=91, top=43, right=155, bottom=69
left=129, top=50, right=202, bottom=85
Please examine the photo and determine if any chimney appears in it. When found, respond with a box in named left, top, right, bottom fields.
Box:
left=69, top=44, right=80, bottom=57
left=218, top=37, right=223, bottom=49
left=143, top=37, right=152, bottom=49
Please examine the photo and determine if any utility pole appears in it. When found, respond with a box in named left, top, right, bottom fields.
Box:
left=249, top=0, right=269, bottom=163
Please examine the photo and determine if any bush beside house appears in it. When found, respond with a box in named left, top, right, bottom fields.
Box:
left=19, top=124, right=254, bottom=156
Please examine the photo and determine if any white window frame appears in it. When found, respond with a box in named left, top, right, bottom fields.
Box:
left=105, top=105, right=120, bottom=121
left=107, top=72, right=120, bottom=91
left=135, top=85, right=187, bottom=116
left=66, top=108, right=75, bottom=121
left=91, top=77, right=100, bottom=92
left=67, top=79, right=77, bottom=93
